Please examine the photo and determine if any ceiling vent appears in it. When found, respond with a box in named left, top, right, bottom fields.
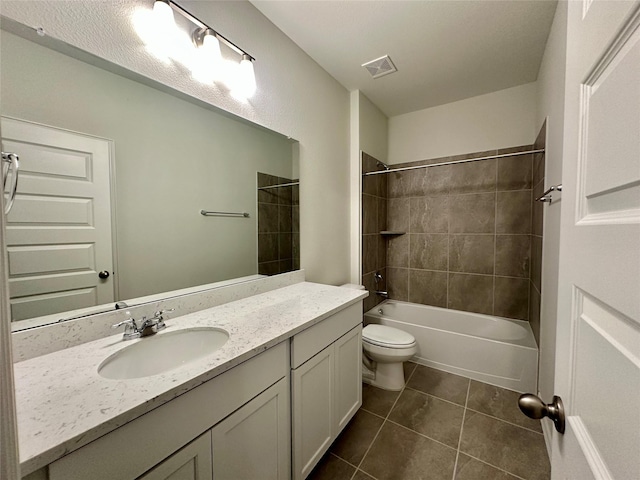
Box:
left=362, top=55, right=397, bottom=79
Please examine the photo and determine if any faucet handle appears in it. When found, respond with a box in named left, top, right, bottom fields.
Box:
left=153, top=308, right=174, bottom=330
left=112, top=311, right=139, bottom=338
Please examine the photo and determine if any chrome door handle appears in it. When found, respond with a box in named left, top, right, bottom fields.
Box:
left=518, top=393, right=565, bottom=434
left=2, top=152, right=20, bottom=214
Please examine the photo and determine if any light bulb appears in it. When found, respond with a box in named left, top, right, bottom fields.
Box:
left=153, top=0, right=175, bottom=32
left=233, top=54, right=256, bottom=99
left=201, top=32, right=222, bottom=63
left=192, top=29, right=222, bottom=84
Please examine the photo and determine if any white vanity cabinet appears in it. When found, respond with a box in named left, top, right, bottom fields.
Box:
left=48, top=342, right=290, bottom=480
left=291, top=303, right=362, bottom=480
left=211, top=377, right=290, bottom=480
left=24, top=297, right=365, bottom=480
left=139, top=377, right=289, bottom=480
left=138, top=432, right=213, bottom=480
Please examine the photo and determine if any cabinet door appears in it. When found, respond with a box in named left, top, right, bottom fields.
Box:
left=137, top=432, right=212, bottom=480
left=212, top=377, right=290, bottom=480
left=333, top=325, right=362, bottom=434
left=292, top=345, right=334, bottom=480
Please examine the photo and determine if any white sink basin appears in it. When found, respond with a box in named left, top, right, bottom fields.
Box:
left=98, top=328, right=229, bottom=380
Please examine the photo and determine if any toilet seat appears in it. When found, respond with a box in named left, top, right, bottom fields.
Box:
left=363, top=324, right=416, bottom=348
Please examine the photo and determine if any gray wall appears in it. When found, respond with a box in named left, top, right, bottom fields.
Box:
left=1, top=30, right=293, bottom=301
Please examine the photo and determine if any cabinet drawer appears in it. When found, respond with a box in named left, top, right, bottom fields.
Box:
left=291, top=302, right=361, bottom=368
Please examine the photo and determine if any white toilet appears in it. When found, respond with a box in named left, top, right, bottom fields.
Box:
left=362, top=324, right=417, bottom=391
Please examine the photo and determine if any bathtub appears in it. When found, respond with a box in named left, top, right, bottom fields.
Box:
left=364, top=300, right=538, bottom=393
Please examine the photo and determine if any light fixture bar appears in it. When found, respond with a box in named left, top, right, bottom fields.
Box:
left=165, top=0, right=255, bottom=60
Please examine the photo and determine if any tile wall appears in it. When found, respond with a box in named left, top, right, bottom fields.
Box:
left=361, top=153, right=388, bottom=313
left=257, top=173, right=300, bottom=275
left=376, top=146, right=536, bottom=321
left=529, top=122, right=546, bottom=345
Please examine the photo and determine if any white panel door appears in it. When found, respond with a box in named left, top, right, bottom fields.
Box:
left=1, top=117, right=114, bottom=321
left=552, top=1, right=640, bottom=479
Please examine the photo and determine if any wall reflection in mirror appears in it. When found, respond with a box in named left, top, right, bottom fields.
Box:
left=0, top=25, right=299, bottom=330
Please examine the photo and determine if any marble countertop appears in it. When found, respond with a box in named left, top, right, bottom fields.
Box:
left=14, top=282, right=367, bottom=475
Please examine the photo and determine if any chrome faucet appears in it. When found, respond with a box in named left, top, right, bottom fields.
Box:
left=112, top=309, right=175, bottom=340
left=374, top=271, right=389, bottom=298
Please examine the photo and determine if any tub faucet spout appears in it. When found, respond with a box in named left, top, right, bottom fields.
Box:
left=375, top=290, right=389, bottom=299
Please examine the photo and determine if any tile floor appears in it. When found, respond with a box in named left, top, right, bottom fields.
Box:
left=309, top=363, right=550, bottom=480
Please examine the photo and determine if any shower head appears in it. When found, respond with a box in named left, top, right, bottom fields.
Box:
left=376, top=160, right=390, bottom=171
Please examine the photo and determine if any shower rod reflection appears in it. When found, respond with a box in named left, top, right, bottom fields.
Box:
left=362, top=149, right=545, bottom=176
left=257, top=181, right=299, bottom=190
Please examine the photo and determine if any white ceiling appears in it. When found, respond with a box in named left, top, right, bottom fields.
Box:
left=251, top=0, right=558, bottom=117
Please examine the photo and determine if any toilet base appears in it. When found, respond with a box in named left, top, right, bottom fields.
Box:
left=362, top=361, right=406, bottom=391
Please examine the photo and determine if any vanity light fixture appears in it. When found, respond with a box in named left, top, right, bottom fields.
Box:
left=139, top=0, right=256, bottom=98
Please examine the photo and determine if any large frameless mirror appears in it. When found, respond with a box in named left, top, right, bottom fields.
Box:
left=0, top=18, right=300, bottom=331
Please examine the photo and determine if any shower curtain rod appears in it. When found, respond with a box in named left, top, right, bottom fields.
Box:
left=362, top=149, right=545, bottom=176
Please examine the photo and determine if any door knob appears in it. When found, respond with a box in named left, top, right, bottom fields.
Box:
left=98, top=270, right=110, bottom=279
left=518, top=394, right=565, bottom=434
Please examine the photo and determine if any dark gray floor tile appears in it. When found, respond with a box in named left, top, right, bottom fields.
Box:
left=360, top=422, right=457, bottom=480
left=467, top=381, right=542, bottom=432
left=389, top=389, right=464, bottom=448
left=362, top=384, right=401, bottom=418
left=403, top=361, right=417, bottom=381
left=308, top=453, right=356, bottom=480
left=406, top=365, right=469, bottom=405
left=330, top=410, right=384, bottom=465
left=353, top=470, right=377, bottom=480
left=459, top=411, right=550, bottom=480
left=455, top=454, right=520, bottom=480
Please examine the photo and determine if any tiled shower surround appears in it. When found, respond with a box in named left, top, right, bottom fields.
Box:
left=362, top=142, right=543, bottom=328
left=361, top=153, right=388, bottom=312
left=529, top=123, right=546, bottom=345
left=257, top=173, right=300, bottom=275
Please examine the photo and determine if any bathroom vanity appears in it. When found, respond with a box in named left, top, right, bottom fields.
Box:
left=13, top=279, right=366, bottom=480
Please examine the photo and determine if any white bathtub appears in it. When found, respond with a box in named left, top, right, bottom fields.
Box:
left=364, top=300, right=538, bottom=393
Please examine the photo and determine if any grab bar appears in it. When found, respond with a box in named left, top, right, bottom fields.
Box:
left=200, top=210, right=250, bottom=218
left=536, top=184, right=562, bottom=203
left=2, top=152, right=20, bottom=214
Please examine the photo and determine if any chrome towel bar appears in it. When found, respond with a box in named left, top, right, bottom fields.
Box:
left=536, top=184, right=562, bottom=203
left=200, top=210, right=250, bottom=218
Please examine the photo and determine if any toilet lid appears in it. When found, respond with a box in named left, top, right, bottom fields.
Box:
left=363, top=324, right=415, bottom=347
